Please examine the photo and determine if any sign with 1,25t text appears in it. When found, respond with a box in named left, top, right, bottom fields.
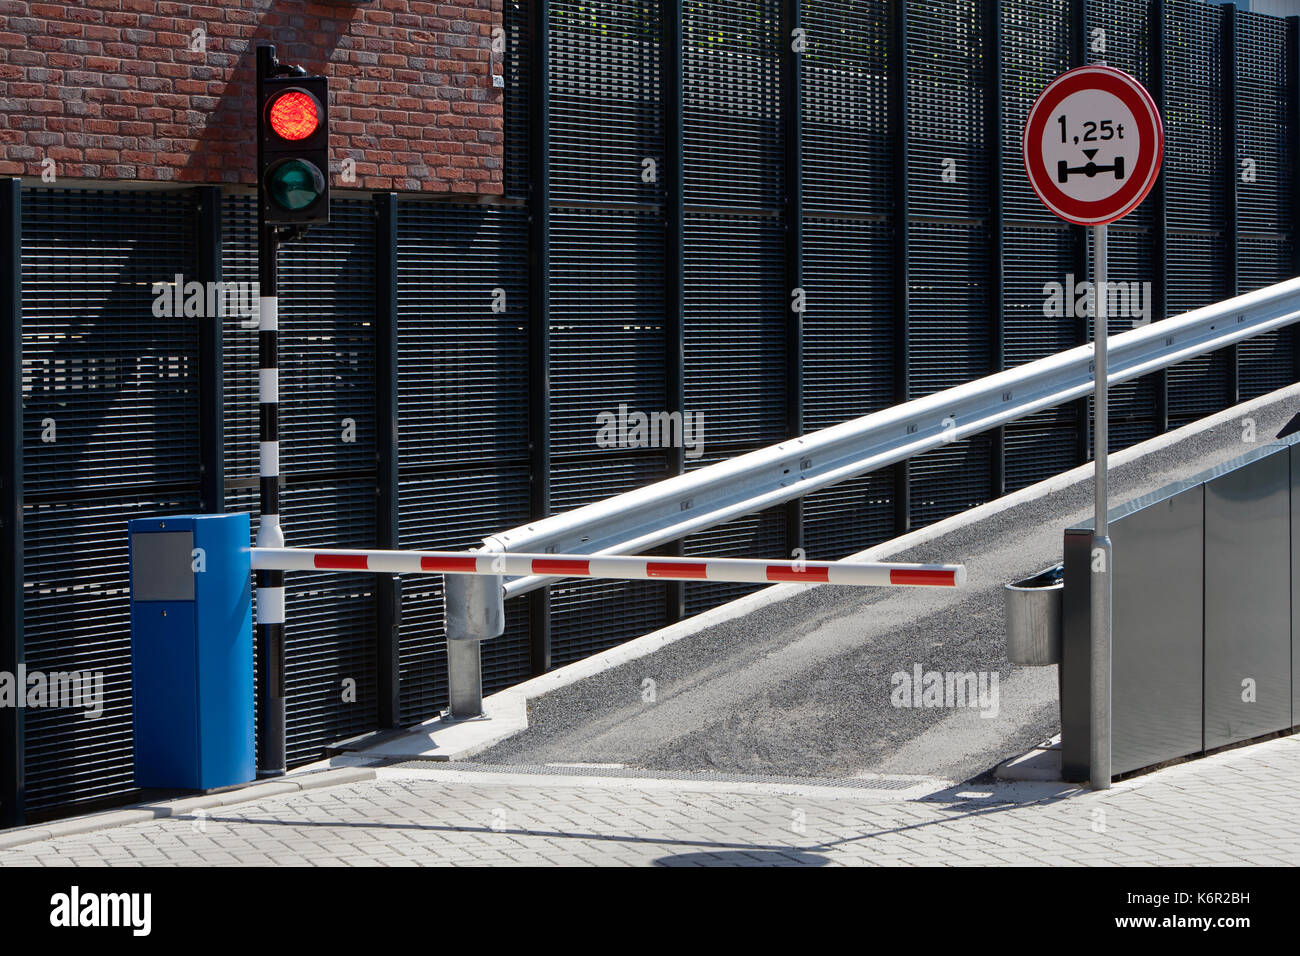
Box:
left=1023, top=64, right=1163, bottom=226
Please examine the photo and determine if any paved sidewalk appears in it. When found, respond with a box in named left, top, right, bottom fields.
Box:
left=0, top=735, right=1296, bottom=866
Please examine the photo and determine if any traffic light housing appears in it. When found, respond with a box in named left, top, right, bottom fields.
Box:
left=258, top=63, right=330, bottom=226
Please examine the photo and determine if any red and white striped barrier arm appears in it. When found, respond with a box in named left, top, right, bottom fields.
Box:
left=249, top=548, right=966, bottom=588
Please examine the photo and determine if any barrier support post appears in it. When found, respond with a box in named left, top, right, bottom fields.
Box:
left=443, top=572, right=505, bottom=719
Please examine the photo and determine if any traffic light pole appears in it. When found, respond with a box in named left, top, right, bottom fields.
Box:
left=256, top=220, right=287, bottom=777
left=252, top=44, right=328, bottom=776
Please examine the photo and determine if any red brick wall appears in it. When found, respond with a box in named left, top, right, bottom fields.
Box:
left=0, top=0, right=503, bottom=194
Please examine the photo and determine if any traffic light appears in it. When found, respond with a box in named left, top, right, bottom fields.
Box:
left=257, top=55, right=329, bottom=226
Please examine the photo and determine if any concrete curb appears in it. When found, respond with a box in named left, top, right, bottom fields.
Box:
left=0, top=767, right=376, bottom=851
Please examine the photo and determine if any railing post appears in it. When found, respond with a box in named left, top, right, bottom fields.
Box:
left=443, top=572, right=505, bottom=719
left=1, top=179, right=24, bottom=828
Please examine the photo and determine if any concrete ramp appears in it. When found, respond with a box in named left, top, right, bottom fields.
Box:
left=363, top=386, right=1300, bottom=784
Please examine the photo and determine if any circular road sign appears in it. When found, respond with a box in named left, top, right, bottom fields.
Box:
left=1023, top=64, right=1163, bottom=225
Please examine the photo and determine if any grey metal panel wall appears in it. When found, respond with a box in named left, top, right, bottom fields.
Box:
left=1110, top=484, right=1204, bottom=776
left=1203, top=448, right=1292, bottom=748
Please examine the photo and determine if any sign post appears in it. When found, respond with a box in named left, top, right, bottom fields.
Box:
left=1023, top=64, right=1163, bottom=789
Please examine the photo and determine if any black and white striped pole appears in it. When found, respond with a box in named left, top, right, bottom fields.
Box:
left=255, top=220, right=286, bottom=776
left=254, top=45, right=331, bottom=775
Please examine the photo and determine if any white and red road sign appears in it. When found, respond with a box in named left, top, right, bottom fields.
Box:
left=1023, top=64, right=1163, bottom=225
left=250, top=547, right=966, bottom=589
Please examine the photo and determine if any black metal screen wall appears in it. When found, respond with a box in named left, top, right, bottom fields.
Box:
left=7, top=0, right=1300, bottom=822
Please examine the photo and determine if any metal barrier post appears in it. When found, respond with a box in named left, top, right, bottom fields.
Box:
left=1091, top=222, right=1113, bottom=790
left=443, top=572, right=505, bottom=719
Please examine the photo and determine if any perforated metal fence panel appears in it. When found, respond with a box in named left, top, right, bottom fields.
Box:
left=20, top=188, right=201, bottom=813
left=395, top=200, right=532, bottom=725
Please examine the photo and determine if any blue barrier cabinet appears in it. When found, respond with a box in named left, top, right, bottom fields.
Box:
left=129, top=513, right=254, bottom=790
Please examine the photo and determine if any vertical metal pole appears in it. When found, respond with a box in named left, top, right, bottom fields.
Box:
left=375, top=192, right=401, bottom=727
left=1152, top=0, right=1170, bottom=433
left=196, top=185, right=225, bottom=515
left=1289, top=18, right=1300, bottom=382
left=255, top=45, right=287, bottom=777
left=1223, top=4, right=1240, bottom=405
left=528, top=0, right=554, bottom=673
left=1090, top=222, right=1112, bottom=790
left=890, top=0, right=911, bottom=534
left=1, top=179, right=24, bottom=827
left=987, top=0, right=1005, bottom=498
left=782, top=0, right=805, bottom=553
left=662, top=0, right=686, bottom=623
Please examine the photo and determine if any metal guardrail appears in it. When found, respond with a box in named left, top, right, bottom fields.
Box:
left=441, top=276, right=1300, bottom=718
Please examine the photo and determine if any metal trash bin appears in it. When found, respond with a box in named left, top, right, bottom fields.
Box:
left=1004, top=564, right=1063, bottom=666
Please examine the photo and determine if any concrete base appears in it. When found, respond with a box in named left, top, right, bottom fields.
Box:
left=335, top=692, right=528, bottom=761
left=995, top=735, right=1063, bottom=782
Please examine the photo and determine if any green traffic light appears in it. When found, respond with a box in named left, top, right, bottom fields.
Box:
left=267, top=159, right=325, bottom=211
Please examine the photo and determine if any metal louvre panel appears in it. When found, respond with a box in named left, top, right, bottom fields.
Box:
left=549, top=456, right=669, bottom=666
left=1238, top=237, right=1295, bottom=400
left=396, top=202, right=529, bottom=473
left=275, top=199, right=377, bottom=476
left=21, top=188, right=200, bottom=496
left=802, top=471, right=894, bottom=560
left=549, top=0, right=663, bottom=205
left=548, top=209, right=666, bottom=457
left=801, top=218, right=893, bottom=431
left=683, top=213, right=786, bottom=454
left=504, top=0, right=532, bottom=199
left=220, top=193, right=259, bottom=483
left=277, top=480, right=377, bottom=765
left=682, top=0, right=783, bottom=208
left=1235, top=11, right=1289, bottom=236
left=1004, top=226, right=1076, bottom=369
left=801, top=0, right=890, bottom=215
left=1163, top=0, right=1226, bottom=233
left=1086, top=0, right=1154, bottom=229
left=906, top=0, right=990, bottom=220
left=909, top=221, right=992, bottom=398
left=22, top=493, right=200, bottom=812
left=396, top=468, right=532, bottom=725
left=1166, top=233, right=1231, bottom=424
left=909, top=435, right=993, bottom=528
left=683, top=502, right=786, bottom=614
left=1005, top=422, right=1077, bottom=493
left=1000, top=0, right=1070, bottom=224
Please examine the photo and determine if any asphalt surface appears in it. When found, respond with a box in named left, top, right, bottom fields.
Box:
left=478, top=388, right=1300, bottom=783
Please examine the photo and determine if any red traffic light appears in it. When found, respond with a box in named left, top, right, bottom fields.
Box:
left=267, top=90, right=320, bottom=142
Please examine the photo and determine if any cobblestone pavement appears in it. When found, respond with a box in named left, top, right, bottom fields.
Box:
left=1, top=734, right=1296, bottom=866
